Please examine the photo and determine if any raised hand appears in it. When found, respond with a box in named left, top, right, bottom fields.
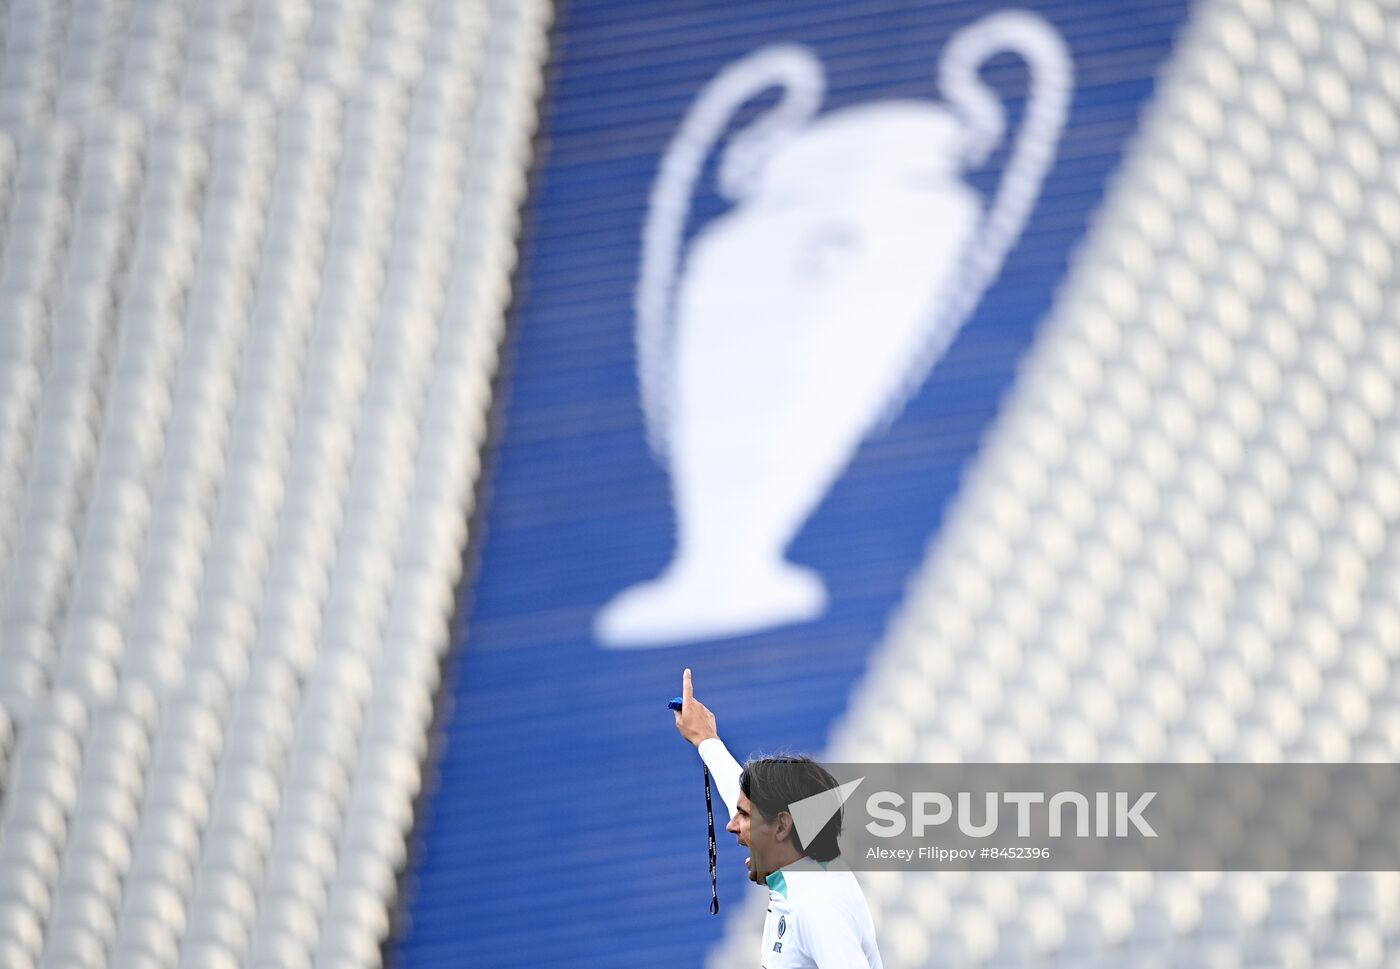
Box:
left=673, top=667, right=718, bottom=747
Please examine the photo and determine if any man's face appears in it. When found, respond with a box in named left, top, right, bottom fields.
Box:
left=727, top=790, right=786, bottom=884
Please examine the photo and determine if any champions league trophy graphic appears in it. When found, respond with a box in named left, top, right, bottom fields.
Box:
left=596, top=11, right=1072, bottom=647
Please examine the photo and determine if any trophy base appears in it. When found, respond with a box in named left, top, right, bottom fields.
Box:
left=595, top=559, right=826, bottom=648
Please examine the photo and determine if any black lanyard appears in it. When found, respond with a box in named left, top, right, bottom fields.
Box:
left=705, top=765, right=719, bottom=914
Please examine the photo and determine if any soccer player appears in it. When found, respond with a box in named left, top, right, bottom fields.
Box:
left=674, top=668, right=884, bottom=968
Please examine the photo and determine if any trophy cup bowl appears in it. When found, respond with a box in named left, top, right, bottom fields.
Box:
left=597, top=108, right=980, bottom=647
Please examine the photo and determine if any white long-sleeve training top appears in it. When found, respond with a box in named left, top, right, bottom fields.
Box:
left=698, top=738, right=884, bottom=969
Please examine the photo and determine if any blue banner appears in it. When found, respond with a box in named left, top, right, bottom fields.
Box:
left=398, top=1, right=1189, bottom=965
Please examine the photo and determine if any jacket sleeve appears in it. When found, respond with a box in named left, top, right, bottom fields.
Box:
left=696, top=737, right=743, bottom=820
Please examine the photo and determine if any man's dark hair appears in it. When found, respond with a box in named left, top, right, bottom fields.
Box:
left=740, top=755, right=842, bottom=862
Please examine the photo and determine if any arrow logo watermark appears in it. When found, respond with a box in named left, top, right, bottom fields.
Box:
left=788, top=777, right=864, bottom=850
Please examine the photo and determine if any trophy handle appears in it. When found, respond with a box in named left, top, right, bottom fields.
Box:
left=878, top=10, right=1072, bottom=427
left=635, top=45, right=824, bottom=464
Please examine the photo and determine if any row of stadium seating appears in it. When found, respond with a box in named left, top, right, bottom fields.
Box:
left=0, top=0, right=550, bottom=967
left=0, top=0, right=474, bottom=127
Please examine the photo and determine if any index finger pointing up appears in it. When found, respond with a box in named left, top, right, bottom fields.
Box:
left=683, top=667, right=693, bottom=704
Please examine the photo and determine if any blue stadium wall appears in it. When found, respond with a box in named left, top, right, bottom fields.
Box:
left=397, top=1, right=1189, bottom=965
